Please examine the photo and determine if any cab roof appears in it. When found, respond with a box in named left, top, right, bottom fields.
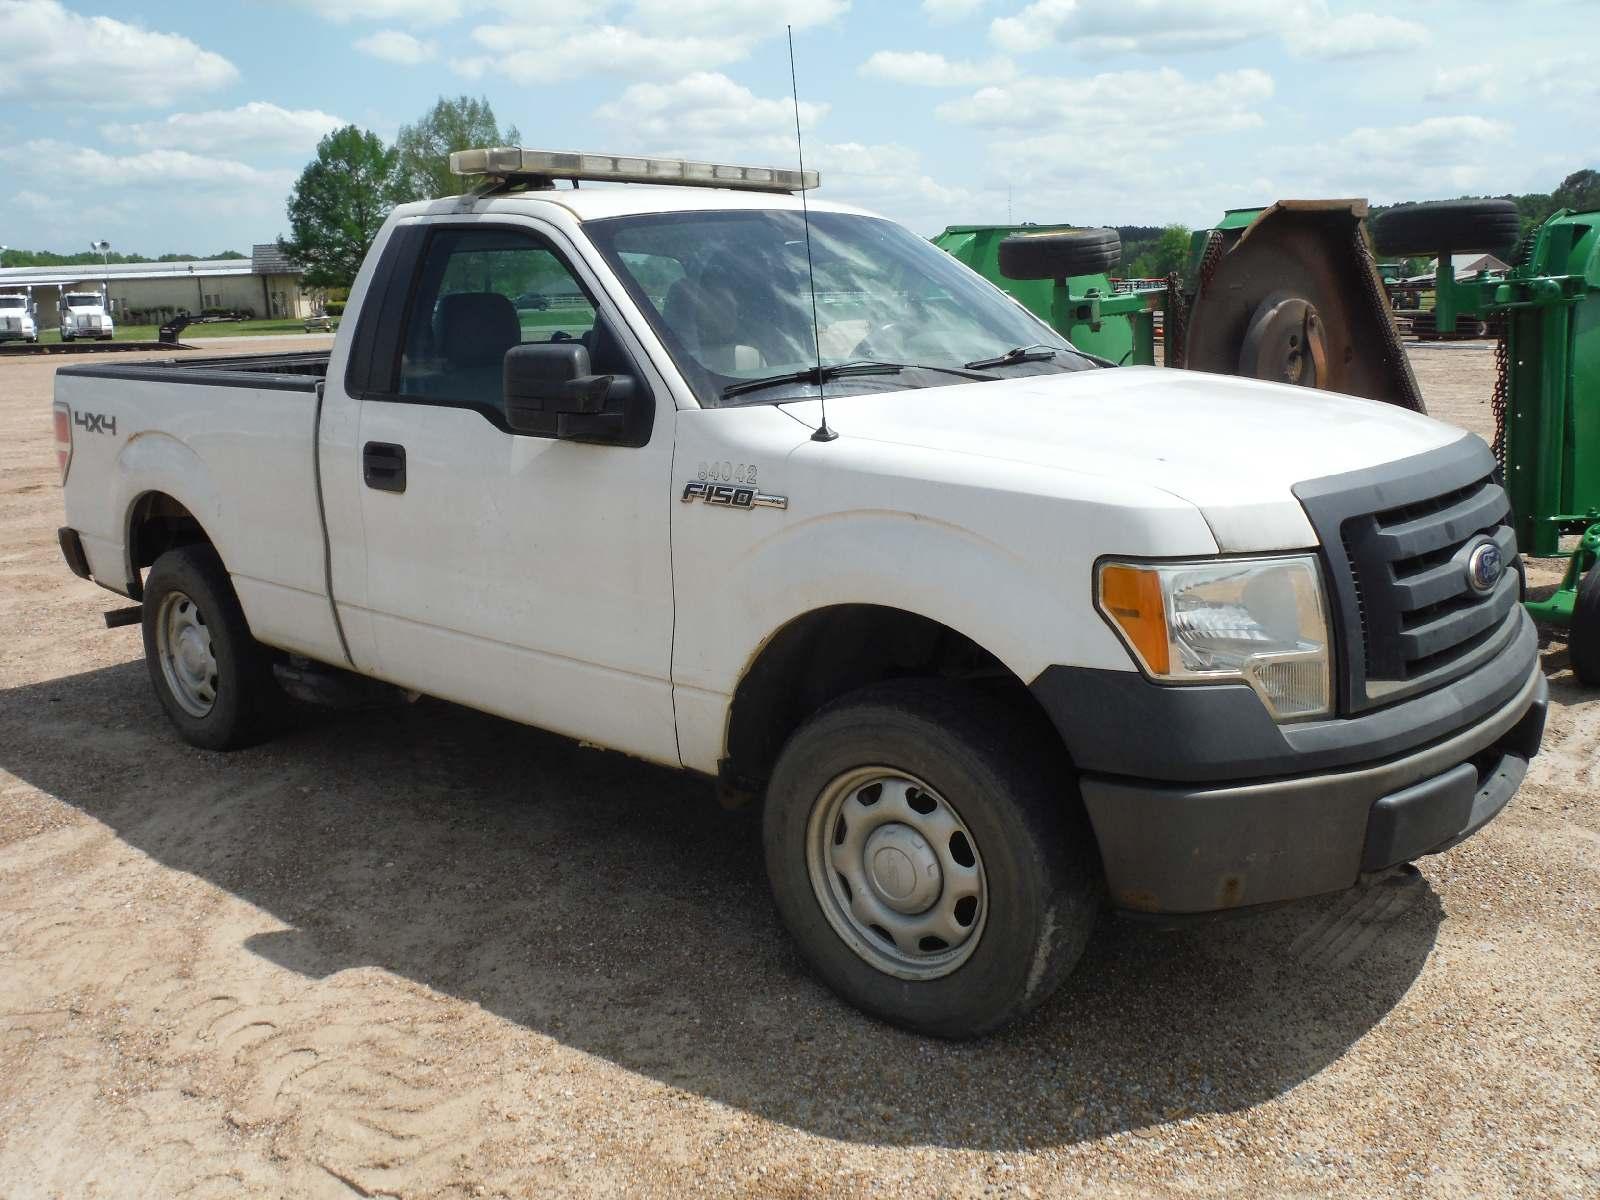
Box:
left=396, top=184, right=878, bottom=225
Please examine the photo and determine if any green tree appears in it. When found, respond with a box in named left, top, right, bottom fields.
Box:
left=1552, top=169, right=1600, bottom=214
left=1130, top=224, right=1192, bottom=278
left=392, top=95, right=522, bottom=202
left=278, top=125, right=401, bottom=289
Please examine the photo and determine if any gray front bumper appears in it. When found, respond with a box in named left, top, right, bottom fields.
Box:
left=1075, top=663, right=1547, bottom=915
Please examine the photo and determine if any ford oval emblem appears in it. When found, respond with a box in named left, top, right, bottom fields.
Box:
left=1466, top=541, right=1504, bottom=594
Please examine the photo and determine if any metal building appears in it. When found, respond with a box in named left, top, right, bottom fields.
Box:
left=0, top=245, right=314, bottom=323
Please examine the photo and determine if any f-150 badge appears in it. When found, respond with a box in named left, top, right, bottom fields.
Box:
left=681, top=481, right=788, bottom=510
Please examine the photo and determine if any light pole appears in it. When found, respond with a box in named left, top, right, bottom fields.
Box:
left=90, top=239, right=110, bottom=312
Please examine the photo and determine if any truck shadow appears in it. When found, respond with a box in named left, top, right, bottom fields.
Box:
left=1, top=660, right=1446, bottom=1151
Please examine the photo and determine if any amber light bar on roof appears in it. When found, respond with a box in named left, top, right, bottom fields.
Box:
left=449, top=147, right=819, bottom=194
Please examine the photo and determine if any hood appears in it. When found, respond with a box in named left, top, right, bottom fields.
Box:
left=779, top=366, right=1467, bottom=552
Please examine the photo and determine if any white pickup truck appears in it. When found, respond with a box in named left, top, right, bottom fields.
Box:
left=0, top=292, right=38, bottom=343
left=60, top=290, right=114, bottom=341
left=54, top=148, right=1547, bottom=1037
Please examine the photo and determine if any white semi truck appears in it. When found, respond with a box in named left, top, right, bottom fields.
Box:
left=59, top=289, right=114, bottom=341
left=0, top=292, right=38, bottom=343
left=52, top=149, right=1546, bottom=1036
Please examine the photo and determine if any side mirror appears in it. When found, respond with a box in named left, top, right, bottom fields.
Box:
left=503, top=342, right=637, bottom=441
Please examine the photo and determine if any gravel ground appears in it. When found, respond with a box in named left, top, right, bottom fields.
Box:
left=1, top=339, right=1596, bottom=1198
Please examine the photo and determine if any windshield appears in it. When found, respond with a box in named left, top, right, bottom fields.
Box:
left=585, top=209, right=1092, bottom=408
left=0, top=297, right=24, bottom=309
left=65, top=294, right=102, bottom=307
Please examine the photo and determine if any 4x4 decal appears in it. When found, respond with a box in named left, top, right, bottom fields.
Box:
left=74, top=411, right=117, bottom=435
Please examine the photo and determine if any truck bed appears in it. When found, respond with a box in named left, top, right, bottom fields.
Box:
left=56, top=345, right=345, bottom=666
left=56, top=350, right=330, bottom=391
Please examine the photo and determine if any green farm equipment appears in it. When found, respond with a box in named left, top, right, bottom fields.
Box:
left=937, top=196, right=1600, bottom=681
left=931, top=224, right=1162, bottom=365
left=1372, top=200, right=1600, bottom=681
left=936, top=201, right=1423, bottom=407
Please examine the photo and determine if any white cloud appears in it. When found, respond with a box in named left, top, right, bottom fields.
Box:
left=0, top=139, right=293, bottom=189
left=0, top=0, right=238, bottom=107
left=596, top=72, right=826, bottom=139
left=354, top=29, right=437, bottom=64
left=991, top=0, right=1316, bottom=55
left=455, top=0, right=842, bottom=83
left=456, top=25, right=751, bottom=84
left=990, top=0, right=1419, bottom=62
left=1424, top=63, right=1499, bottom=104
left=859, top=51, right=1016, bottom=87
left=938, top=67, right=1274, bottom=144
left=1274, top=115, right=1515, bottom=199
left=1284, top=12, right=1429, bottom=60
left=489, top=0, right=610, bottom=15
left=923, top=0, right=986, bottom=23
left=288, top=0, right=461, bottom=24
left=102, top=103, right=345, bottom=155
left=630, top=0, right=847, bottom=36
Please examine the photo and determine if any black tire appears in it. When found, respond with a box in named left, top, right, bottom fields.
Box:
left=998, top=228, right=1121, bottom=281
left=1571, top=564, right=1600, bottom=687
left=1371, top=199, right=1521, bottom=259
left=763, top=680, right=1100, bottom=1038
left=141, top=544, right=284, bottom=750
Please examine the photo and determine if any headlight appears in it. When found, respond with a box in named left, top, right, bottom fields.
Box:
left=1096, top=555, right=1332, bottom=720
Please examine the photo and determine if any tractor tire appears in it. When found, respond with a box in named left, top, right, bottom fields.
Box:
left=1570, top=564, right=1600, bottom=687
left=998, top=227, right=1121, bottom=281
left=1371, top=199, right=1521, bottom=259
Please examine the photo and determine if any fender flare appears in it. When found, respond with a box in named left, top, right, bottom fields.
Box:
left=116, top=432, right=230, bottom=592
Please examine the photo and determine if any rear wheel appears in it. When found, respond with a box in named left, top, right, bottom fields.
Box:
left=1372, top=199, right=1521, bottom=259
left=141, top=544, right=284, bottom=750
left=1570, top=564, right=1600, bottom=686
left=763, top=680, right=1100, bottom=1038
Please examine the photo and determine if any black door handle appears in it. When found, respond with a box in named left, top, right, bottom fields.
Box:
left=363, top=441, right=406, bottom=493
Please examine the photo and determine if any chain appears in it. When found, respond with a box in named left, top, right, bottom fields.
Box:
left=1490, top=313, right=1510, bottom=469
left=1351, top=223, right=1428, bottom=413
left=1168, top=231, right=1224, bottom=370
left=1163, top=272, right=1186, bottom=368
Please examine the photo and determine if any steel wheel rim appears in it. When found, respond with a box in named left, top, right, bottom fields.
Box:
left=805, top=766, right=988, bottom=981
left=156, top=590, right=217, bottom=718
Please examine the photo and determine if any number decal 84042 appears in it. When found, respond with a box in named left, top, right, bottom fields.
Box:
left=697, top=461, right=758, bottom=485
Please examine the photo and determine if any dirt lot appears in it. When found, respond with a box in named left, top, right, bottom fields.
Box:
left=1, top=340, right=1595, bottom=1198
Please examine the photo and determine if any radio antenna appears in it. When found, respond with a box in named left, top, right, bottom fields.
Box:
left=788, top=25, right=835, bottom=443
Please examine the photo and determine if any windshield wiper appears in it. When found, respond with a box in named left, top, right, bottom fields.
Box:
left=722, top=360, right=901, bottom=399
left=963, top=343, right=1059, bottom=370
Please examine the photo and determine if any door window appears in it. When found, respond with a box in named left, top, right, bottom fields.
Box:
left=397, top=227, right=598, bottom=407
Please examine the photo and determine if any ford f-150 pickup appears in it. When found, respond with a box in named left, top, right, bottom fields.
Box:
left=53, top=148, right=1547, bottom=1037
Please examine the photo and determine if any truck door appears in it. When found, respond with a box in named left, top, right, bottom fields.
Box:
left=350, top=219, right=680, bottom=766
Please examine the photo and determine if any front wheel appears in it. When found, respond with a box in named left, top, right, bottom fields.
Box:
left=141, top=544, right=285, bottom=750
left=763, top=681, right=1100, bottom=1038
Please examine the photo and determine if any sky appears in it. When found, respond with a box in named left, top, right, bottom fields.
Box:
left=0, top=0, right=1592, bottom=256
